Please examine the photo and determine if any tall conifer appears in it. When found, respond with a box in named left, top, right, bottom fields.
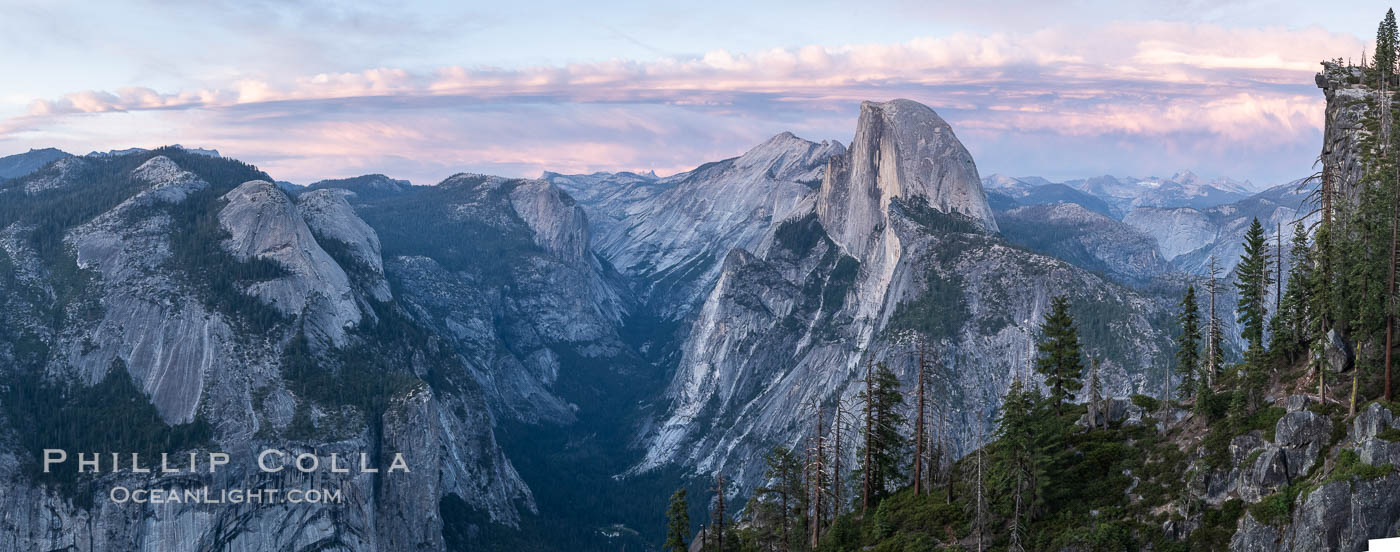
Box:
left=1035, top=296, right=1085, bottom=415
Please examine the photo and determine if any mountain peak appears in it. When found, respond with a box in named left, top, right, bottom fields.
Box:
left=1170, top=169, right=1199, bottom=183
left=734, top=131, right=845, bottom=183
left=817, top=98, right=996, bottom=257
left=0, top=147, right=71, bottom=179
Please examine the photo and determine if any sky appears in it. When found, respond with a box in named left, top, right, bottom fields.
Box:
left=0, top=1, right=1392, bottom=187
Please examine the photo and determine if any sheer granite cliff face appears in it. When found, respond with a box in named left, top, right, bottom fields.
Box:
left=220, top=180, right=362, bottom=346
left=548, top=132, right=845, bottom=318
left=358, top=173, right=633, bottom=426
left=61, top=156, right=230, bottom=425
left=1317, top=62, right=1373, bottom=212
left=0, top=152, right=534, bottom=551
left=634, top=100, right=1173, bottom=495
left=297, top=188, right=392, bottom=302
left=817, top=99, right=997, bottom=260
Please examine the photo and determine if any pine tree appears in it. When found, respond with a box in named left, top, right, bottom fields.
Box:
left=1235, top=217, right=1274, bottom=359
left=1228, top=388, right=1249, bottom=430
left=995, top=379, right=1043, bottom=543
left=1386, top=7, right=1400, bottom=401
left=665, top=489, right=691, bottom=552
left=1375, top=9, right=1398, bottom=87
left=1035, top=295, right=1085, bottom=415
left=759, top=447, right=803, bottom=551
left=1272, top=222, right=1312, bottom=363
left=1235, top=218, right=1273, bottom=409
left=1176, top=285, right=1202, bottom=400
left=856, top=361, right=907, bottom=508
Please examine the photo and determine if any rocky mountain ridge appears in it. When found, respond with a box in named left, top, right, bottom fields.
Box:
left=0, top=79, right=1365, bottom=550
left=586, top=100, right=1178, bottom=499
left=0, top=149, right=539, bottom=551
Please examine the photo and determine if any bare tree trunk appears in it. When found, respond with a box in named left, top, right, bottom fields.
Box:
left=941, top=406, right=952, bottom=505
left=863, top=357, right=873, bottom=517
left=711, top=474, right=726, bottom=552
left=913, top=342, right=926, bottom=495
left=806, top=434, right=817, bottom=535
left=1207, top=257, right=1220, bottom=387
left=1390, top=197, right=1397, bottom=401
left=924, top=405, right=934, bottom=495
left=812, top=403, right=817, bottom=549
left=780, top=481, right=789, bottom=552
left=832, top=402, right=841, bottom=518
left=1321, top=353, right=1328, bottom=404
left=1087, top=356, right=1100, bottom=429
left=1163, top=354, right=1172, bottom=415
left=975, top=413, right=985, bottom=552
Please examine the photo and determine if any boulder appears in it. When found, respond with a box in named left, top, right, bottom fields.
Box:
left=1283, top=394, right=1314, bottom=413
left=1353, top=403, right=1400, bottom=467
left=1230, top=512, right=1282, bottom=551
left=1286, top=481, right=1350, bottom=550
left=1231, top=433, right=1267, bottom=466
left=1274, top=410, right=1332, bottom=479
left=1239, top=446, right=1291, bottom=502
left=1353, top=403, right=1396, bottom=441
left=1322, top=329, right=1354, bottom=373
left=1281, top=475, right=1400, bottom=551
left=1076, top=398, right=1146, bottom=428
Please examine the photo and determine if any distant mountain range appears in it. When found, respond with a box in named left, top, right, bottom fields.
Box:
left=0, top=145, right=223, bottom=181
left=0, top=100, right=1345, bottom=552
left=985, top=171, right=1262, bottom=217
left=984, top=172, right=1313, bottom=279
left=0, top=148, right=69, bottom=179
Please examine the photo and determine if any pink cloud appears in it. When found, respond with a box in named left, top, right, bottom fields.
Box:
left=0, top=22, right=1364, bottom=185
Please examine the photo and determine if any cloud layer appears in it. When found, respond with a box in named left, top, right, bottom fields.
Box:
left=0, top=21, right=1364, bottom=186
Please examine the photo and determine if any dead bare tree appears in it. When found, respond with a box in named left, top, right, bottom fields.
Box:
left=1206, top=256, right=1222, bottom=387
left=862, top=356, right=873, bottom=516
left=913, top=341, right=928, bottom=495
left=831, top=394, right=859, bottom=519
left=1277, top=221, right=1284, bottom=317
left=711, top=474, right=726, bottom=552
left=808, top=400, right=824, bottom=548
left=1087, top=355, right=1102, bottom=430
left=974, top=411, right=986, bottom=552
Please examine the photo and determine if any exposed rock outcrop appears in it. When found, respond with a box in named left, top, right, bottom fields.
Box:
left=817, top=99, right=997, bottom=260
left=296, top=188, right=392, bottom=302
left=64, top=156, right=229, bottom=424
left=0, top=151, right=536, bottom=551
left=636, top=99, right=1171, bottom=496
left=548, top=132, right=844, bottom=317
left=220, top=180, right=361, bottom=345
left=1317, top=61, right=1372, bottom=211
